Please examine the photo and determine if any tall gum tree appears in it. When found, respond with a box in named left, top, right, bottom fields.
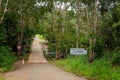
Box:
left=0, top=0, right=9, bottom=24
left=85, top=0, right=100, bottom=62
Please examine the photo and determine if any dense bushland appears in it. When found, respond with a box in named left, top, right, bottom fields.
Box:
left=0, top=0, right=120, bottom=79
left=40, top=1, right=120, bottom=79
left=0, top=0, right=54, bottom=71
left=0, top=46, right=16, bottom=71
left=0, top=0, right=39, bottom=71
left=41, top=0, right=120, bottom=63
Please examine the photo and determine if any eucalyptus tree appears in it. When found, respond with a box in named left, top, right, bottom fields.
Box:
left=38, top=0, right=77, bottom=59
left=70, top=0, right=83, bottom=48
left=83, top=0, right=99, bottom=62
left=69, top=0, right=102, bottom=62
left=7, top=0, right=36, bottom=55
left=0, top=0, right=9, bottom=24
left=1, top=0, right=40, bottom=55
left=83, top=0, right=120, bottom=61
left=39, top=0, right=120, bottom=61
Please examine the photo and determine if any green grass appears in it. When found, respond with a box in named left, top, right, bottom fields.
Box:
left=53, top=56, right=120, bottom=80
left=0, top=78, right=4, bottom=80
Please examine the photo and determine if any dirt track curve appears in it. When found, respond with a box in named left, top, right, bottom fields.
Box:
left=5, top=36, right=87, bottom=80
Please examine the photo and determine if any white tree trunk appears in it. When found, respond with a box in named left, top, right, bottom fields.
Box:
left=0, top=0, right=9, bottom=24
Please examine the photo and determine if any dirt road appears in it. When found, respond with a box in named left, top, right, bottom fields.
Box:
left=5, top=35, right=87, bottom=80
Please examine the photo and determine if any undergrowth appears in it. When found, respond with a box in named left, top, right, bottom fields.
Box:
left=0, top=77, right=4, bottom=80
left=0, top=46, right=17, bottom=71
left=53, top=55, right=120, bottom=80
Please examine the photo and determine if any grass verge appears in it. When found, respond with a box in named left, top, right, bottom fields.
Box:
left=0, top=78, right=4, bottom=80
left=52, top=56, right=120, bottom=80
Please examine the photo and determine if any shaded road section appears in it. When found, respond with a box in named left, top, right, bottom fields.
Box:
left=5, top=35, right=87, bottom=80
left=28, top=35, right=47, bottom=63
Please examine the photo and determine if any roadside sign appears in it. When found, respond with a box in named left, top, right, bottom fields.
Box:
left=70, top=48, right=87, bottom=55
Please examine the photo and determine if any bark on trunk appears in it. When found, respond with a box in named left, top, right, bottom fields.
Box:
left=17, top=11, right=24, bottom=55
left=88, top=38, right=94, bottom=63
left=76, top=1, right=81, bottom=48
left=88, top=0, right=98, bottom=63
left=76, top=17, right=80, bottom=48
left=0, top=0, right=9, bottom=24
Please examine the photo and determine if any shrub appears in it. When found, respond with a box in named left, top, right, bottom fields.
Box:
left=112, top=47, right=120, bottom=66
left=44, top=54, right=55, bottom=60
left=0, top=78, right=4, bottom=80
left=0, top=46, right=16, bottom=71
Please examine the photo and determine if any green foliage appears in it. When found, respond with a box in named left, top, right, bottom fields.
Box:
left=37, top=34, right=46, bottom=40
left=111, top=47, right=120, bottom=66
left=3, top=11, right=18, bottom=51
left=22, top=26, right=35, bottom=53
left=0, top=26, right=7, bottom=45
left=94, top=37, right=105, bottom=58
left=0, top=46, right=16, bottom=71
left=0, top=77, right=4, bottom=80
left=111, top=3, right=120, bottom=48
left=39, top=9, right=77, bottom=57
left=97, top=3, right=120, bottom=60
left=44, top=54, right=56, bottom=61
left=0, top=0, right=38, bottom=55
left=54, top=56, right=120, bottom=80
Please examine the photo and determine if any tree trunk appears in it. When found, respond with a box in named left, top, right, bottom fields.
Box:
left=76, top=1, right=80, bottom=48
left=88, top=37, right=94, bottom=63
left=0, top=0, right=9, bottom=24
left=87, top=0, right=98, bottom=63
left=0, top=0, right=2, bottom=10
left=17, top=12, right=25, bottom=55
left=76, top=18, right=79, bottom=48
